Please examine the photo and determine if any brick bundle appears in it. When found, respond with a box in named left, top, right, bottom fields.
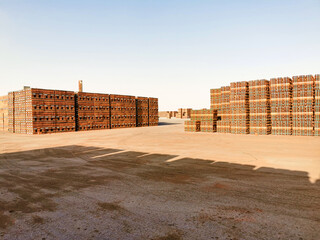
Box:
left=0, top=95, right=8, bottom=132
left=184, top=120, right=197, bottom=132
left=248, top=80, right=271, bottom=135
left=8, top=92, right=14, bottom=133
left=217, top=86, right=231, bottom=133
left=210, top=88, right=221, bottom=110
left=270, top=77, right=292, bottom=135
left=315, top=74, right=320, bottom=136
left=185, top=109, right=217, bottom=132
left=32, top=88, right=56, bottom=134
left=54, top=90, right=76, bottom=133
left=77, top=92, right=110, bottom=131
left=7, top=88, right=76, bottom=134
left=110, top=95, right=136, bottom=129
left=176, top=108, right=192, bottom=119
left=148, top=97, right=158, bottom=126
left=7, top=87, right=157, bottom=134
left=230, top=82, right=249, bottom=134
left=187, top=73, right=319, bottom=136
left=136, top=97, right=149, bottom=127
left=292, top=75, right=314, bottom=136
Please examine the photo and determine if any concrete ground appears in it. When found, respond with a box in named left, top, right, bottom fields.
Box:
left=0, top=119, right=319, bottom=240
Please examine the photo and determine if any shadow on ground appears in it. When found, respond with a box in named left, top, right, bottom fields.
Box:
left=158, top=121, right=182, bottom=126
left=0, top=145, right=319, bottom=239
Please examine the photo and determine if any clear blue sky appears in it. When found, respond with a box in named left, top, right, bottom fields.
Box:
left=0, top=0, right=319, bottom=110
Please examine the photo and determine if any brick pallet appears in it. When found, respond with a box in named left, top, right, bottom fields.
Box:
left=189, top=73, right=319, bottom=136
left=185, top=109, right=217, bottom=132
left=148, top=97, right=158, bottom=126
left=0, top=95, right=8, bottom=132
left=184, top=120, right=197, bottom=132
left=270, top=77, right=292, bottom=135
left=248, top=80, right=271, bottom=135
left=217, top=86, right=231, bottom=133
left=7, top=88, right=76, bottom=134
left=110, top=94, right=136, bottom=129
left=292, top=75, right=314, bottom=136
left=7, top=87, right=158, bottom=134
left=230, top=82, right=249, bottom=134
left=77, top=92, right=110, bottom=131
left=210, top=88, right=221, bottom=110
left=136, top=97, right=149, bottom=127
left=314, top=74, right=320, bottom=136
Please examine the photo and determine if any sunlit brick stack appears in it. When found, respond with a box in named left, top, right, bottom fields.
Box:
left=315, top=74, right=320, bottom=136
left=77, top=92, right=110, bottom=131
left=55, top=90, right=76, bottom=133
left=94, top=93, right=111, bottom=130
left=0, top=95, right=8, bottom=132
left=7, top=88, right=76, bottom=134
left=230, top=82, right=249, bottom=134
left=184, top=120, right=197, bottom=132
left=110, top=94, right=136, bottom=129
left=32, top=88, right=56, bottom=134
left=217, top=86, right=231, bottom=133
left=8, top=92, right=14, bottom=133
left=7, top=87, right=157, bottom=134
left=186, top=73, right=319, bottom=136
left=292, top=75, right=314, bottom=136
left=210, top=88, right=221, bottom=110
left=185, top=109, right=217, bottom=132
left=136, top=97, right=149, bottom=127
left=270, top=77, right=292, bottom=135
left=77, top=92, right=96, bottom=131
left=248, top=80, right=271, bottom=135
left=11, top=89, right=28, bottom=134
left=148, top=97, right=159, bottom=126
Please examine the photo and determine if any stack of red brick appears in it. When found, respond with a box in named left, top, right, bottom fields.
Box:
left=292, top=75, right=314, bottom=136
left=315, top=74, right=320, bottom=136
left=184, top=109, right=217, bottom=132
left=110, top=95, right=136, bottom=129
left=0, top=95, right=8, bottom=132
left=249, top=80, right=271, bottom=135
left=8, top=88, right=76, bottom=134
left=217, top=86, right=231, bottom=133
left=230, top=82, right=249, bottom=134
left=7, top=87, right=158, bottom=134
left=270, top=77, right=292, bottom=135
left=148, top=98, right=159, bottom=126
left=136, top=97, right=149, bottom=127
left=210, top=88, right=221, bottom=110
left=77, top=92, right=110, bottom=131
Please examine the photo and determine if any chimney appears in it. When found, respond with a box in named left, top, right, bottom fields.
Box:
left=78, top=80, right=83, bottom=92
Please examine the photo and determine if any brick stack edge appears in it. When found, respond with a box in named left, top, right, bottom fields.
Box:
left=148, top=98, right=159, bottom=126
left=7, top=88, right=158, bottom=134
left=185, top=73, right=319, bottom=136
left=270, top=77, right=292, bottom=135
left=249, top=80, right=271, bottom=135
left=0, top=95, right=8, bottom=132
left=230, top=82, right=249, bottom=134
left=315, top=75, right=320, bottom=136
left=184, top=109, right=217, bottom=132
left=136, top=97, right=149, bottom=127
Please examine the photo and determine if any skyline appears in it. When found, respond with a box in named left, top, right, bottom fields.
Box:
left=1, top=0, right=320, bottom=110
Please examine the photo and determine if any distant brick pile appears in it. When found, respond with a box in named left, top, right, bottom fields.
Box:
left=6, top=87, right=158, bottom=134
left=186, top=74, right=319, bottom=136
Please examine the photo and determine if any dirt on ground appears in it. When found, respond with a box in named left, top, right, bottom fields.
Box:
left=0, top=119, right=319, bottom=240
